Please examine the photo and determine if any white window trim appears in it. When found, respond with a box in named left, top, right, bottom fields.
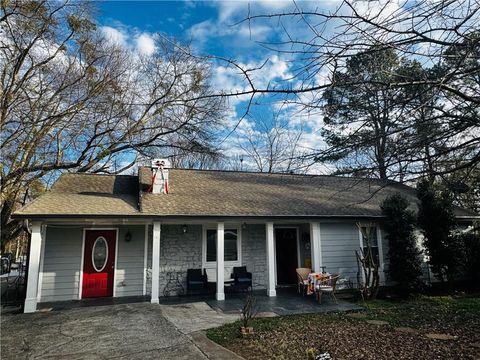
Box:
left=202, top=224, right=242, bottom=269
left=358, top=225, right=383, bottom=270
left=376, top=227, right=385, bottom=271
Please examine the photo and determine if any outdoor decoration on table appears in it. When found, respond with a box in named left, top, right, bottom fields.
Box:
left=306, top=272, right=330, bottom=295
left=240, top=291, right=257, bottom=336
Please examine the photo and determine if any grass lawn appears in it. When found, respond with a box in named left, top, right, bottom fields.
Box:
left=206, top=296, right=480, bottom=359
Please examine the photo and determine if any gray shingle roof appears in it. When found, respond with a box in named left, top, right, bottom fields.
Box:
left=14, top=174, right=139, bottom=217
left=139, top=168, right=476, bottom=218
left=14, top=168, right=478, bottom=219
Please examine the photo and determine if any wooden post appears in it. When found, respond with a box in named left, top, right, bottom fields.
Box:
left=24, top=222, right=43, bottom=313
left=266, top=222, right=276, bottom=297
left=216, top=222, right=225, bottom=301
left=151, top=222, right=161, bottom=304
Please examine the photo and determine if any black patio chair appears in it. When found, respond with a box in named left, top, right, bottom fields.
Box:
left=186, top=269, right=207, bottom=294
left=232, top=266, right=252, bottom=291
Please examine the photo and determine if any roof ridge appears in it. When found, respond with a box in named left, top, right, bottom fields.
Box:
left=61, top=173, right=137, bottom=178
left=141, top=166, right=399, bottom=184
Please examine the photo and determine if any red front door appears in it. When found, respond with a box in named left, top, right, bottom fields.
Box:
left=82, top=230, right=116, bottom=298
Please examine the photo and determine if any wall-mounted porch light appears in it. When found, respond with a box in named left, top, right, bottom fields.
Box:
left=125, top=230, right=132, bottom=242
left=182, top=225, right=188, bottom=234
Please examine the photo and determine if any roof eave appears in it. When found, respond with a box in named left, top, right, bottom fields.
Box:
left=12, top=213, right=478, bottom=221
left=11, top=213, right=386, bottom=221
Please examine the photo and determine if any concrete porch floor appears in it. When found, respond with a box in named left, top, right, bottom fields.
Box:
left=35, top=287, right=360, bottom=315
left=159, top=287, right=361, bottom=316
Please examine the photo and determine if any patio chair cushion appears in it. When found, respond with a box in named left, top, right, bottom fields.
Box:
left=205, top=267, right=233, bottom=283
left=236, top=277, right=252, bottom=284
left=316, top=285, right=334, bottom=292
left=188, top=280, right=205, bottom=285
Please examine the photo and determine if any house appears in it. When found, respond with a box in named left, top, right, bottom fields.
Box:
left=13, top=161, right=478, bottom=313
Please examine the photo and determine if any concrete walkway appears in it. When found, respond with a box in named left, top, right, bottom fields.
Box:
left=160, top=301, right=239, bottom=334
left=159, top=301, right=244, bottom=359
left=1, top=292, right=358, bottom=359
left=1, top=302, right=241, bottom=360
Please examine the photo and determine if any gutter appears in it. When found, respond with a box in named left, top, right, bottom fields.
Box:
left=11, top=213, right=387, bottom=220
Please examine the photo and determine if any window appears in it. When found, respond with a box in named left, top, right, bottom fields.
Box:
left=361, top=226, right=379, bottom=267
left=205, top=228, right=239, bottom=263
left=92, top=236, right=108, bottom=272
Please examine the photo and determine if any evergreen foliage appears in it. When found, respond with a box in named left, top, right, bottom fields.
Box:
left=456, top=230, right=480, bottom=285
left=417, top=180, right=463, bottom=285
left=381, top=194, right=423, bottom=296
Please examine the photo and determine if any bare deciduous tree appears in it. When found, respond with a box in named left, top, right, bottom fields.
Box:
left=0, top=0, right=224, bottom=245
left=218, top=0, right=479, bottom=182
left=236, top=114, right=308, bottom=173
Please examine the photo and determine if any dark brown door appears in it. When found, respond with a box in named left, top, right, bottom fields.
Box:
left=275, top=228, right=298, bottom=285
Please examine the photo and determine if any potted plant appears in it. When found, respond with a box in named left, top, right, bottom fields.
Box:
left=240, top=291, right=256, bottom=336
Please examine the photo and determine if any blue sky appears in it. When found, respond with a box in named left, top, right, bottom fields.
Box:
left=97, top=1, right=286, bottom=58
left=88, top=1, right=477, bottom=175
left=93, top=1, right=357, bottom=172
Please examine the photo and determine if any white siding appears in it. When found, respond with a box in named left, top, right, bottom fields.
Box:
left=319, top=222, right=392, bottom=286
left=115, top=226, right=146, bottom=297
left=146, top=225, right=152, bottom=295
left=40, top=226, right=83, bottom=302
left=40, top=225, right=146, bottom=303
left=320, top=223, right=361, bottom=285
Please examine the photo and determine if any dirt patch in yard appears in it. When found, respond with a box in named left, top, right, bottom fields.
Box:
left=214, top=317, right=478, bottom=360
left=207, top=296, right=480, bottom=360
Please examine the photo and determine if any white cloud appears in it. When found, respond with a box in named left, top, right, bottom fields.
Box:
left=100, top=25, right=157, bottom=57
left=215, top=0, right=294, bottom=22
left=352, top=0, right=403, bottom=22
left=189, top=19, right=272, bottom=45
left=101, top=26, right=127, bottom=46
left=136, top=33, right=156, bottom=56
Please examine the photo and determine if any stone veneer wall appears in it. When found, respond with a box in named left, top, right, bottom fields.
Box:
left=146, top=223, right=269, bottom=296
left=158, top=224, right=203, bottom=296
left=242, top=224, right=267, bottom=290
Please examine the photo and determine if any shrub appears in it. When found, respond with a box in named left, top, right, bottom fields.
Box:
left=241, top=291, right=257, bottom=329
left=456, top=230, right=480, bottom=285
left=381, top=194, right=423, bottom=296
left=417, top=180, right=463, bottom=287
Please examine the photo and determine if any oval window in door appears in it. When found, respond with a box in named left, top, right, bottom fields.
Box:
left=92, top=237, right=108, bottom=272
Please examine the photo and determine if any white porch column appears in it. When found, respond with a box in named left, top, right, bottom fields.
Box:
left=265, top=222, right=276, bottom=297
left=151, top=222, right=161, bottom=304
left=24, top=222, right=43, bottom=313
left=310, top=222, right=322, bottom=273
left=216, top=222, right=225, bottom=301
